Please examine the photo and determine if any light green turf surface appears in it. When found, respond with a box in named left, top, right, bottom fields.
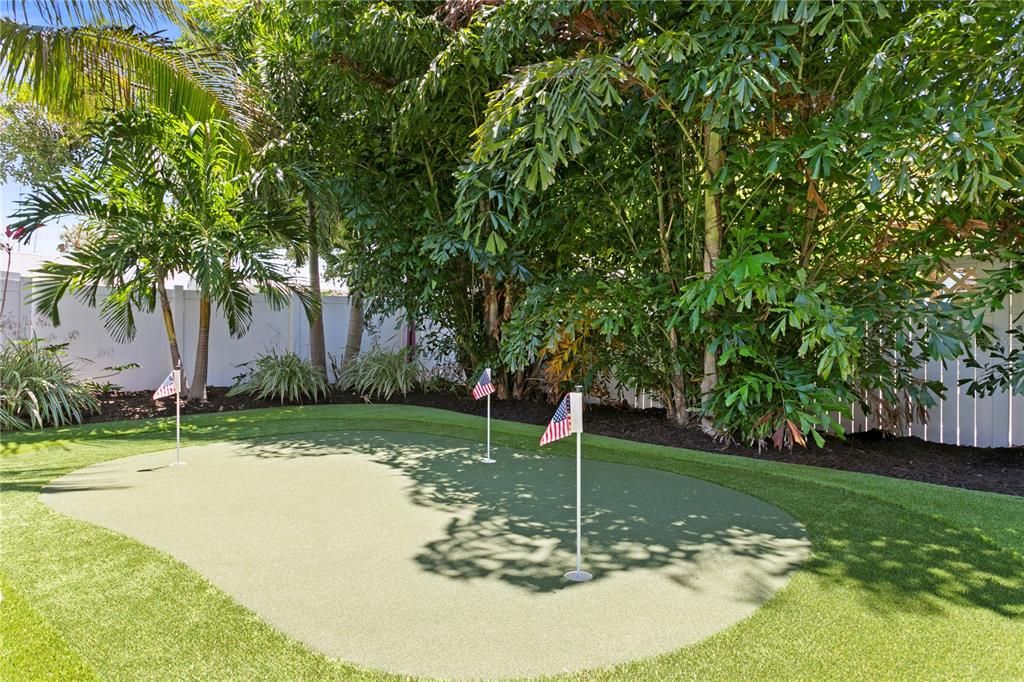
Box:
left=2, top=405, right=1023, bottom=680
left=40, top=431, right=809, bottom=679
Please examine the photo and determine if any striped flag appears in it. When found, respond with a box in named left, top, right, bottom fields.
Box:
left=153, top=371, right=177, bottom=400
left=540, top=394, right=572, bottom=446
left=471, top=368, right=495, bottom=400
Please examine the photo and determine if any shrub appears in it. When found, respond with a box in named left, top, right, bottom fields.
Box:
left=338, top=347, right=420, bottom=401
left=418, top=361, right=467, bottom=394
left=0, top=339, right=99, bottom=431
left=228, top=351, right=329, bottom=404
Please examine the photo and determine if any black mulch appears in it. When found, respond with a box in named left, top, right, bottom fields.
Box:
left=88, top=388, right=1024, bottom=497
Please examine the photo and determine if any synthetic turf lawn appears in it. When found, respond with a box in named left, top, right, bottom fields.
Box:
left=2, top=405, right=1023, bottom=680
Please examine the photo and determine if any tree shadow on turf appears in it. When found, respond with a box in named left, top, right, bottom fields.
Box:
left=3, top=465, right=132, bottom=495
left=795, top=502, right=1024, bottom=619
left=235, top=432, right=809, bottom=597
left=233, top=431, right=1024, bottom=619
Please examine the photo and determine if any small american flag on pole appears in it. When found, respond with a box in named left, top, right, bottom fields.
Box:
left=153, top=371, right=177, bottom=401
left=540, top=394, right=572, bottom=446
left=471, top=368, right=495, bottom=400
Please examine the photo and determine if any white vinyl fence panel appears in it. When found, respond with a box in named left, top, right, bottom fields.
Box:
left=830, top=289, right=1022, bottom=448
left=1, top=269, right=1019, bottom=447
left=0, top=273, right=409, bottom=391
left=617, top=287, right=1022, bottom=449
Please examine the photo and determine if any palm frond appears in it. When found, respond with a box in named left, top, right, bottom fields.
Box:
left=27, top=260, right=79, bottom=326
left=6, top=1, right=178, bottom=27
left=0, top=19, right=253, bottom=136
left=99, top=285, right=142, bottom=343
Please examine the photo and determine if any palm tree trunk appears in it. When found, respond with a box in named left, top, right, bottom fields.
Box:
left=343, top=292, right=363, bottom=367
left=306, top=195, right=327, bottom=377
left=701, top=126, right=724, bottom=429
left=188, top=296, right=211, bottom=401
left=156, top=279, right=186, bottom=391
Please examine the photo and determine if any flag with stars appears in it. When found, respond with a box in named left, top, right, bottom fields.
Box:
left=471, top=368, right=495, bottom=400
left=540, top=393, right=572, bottom=446
left=152, top=371, right=177, bottom=400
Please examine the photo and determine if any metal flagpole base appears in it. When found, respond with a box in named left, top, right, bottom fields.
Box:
left=480, top=457, right=496, bottom=464
left=169, top=461, right=187, bottom=467
left=564, top=570, right=592, bottom=582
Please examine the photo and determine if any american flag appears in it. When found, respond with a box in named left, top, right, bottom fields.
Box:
left=153, top=371, right=177, bottom=401
left=540, top=394, right=572, bottom=446
left=471, top=368, right=495, bottom=400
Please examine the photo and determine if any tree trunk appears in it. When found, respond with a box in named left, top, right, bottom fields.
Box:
left=405, top=315, right=417, bottom=362
left=343, top=292, right=364, bottom=367
left=156, top=279, right=186, bottom=392
left=701, top=126, right=724, bottom=429
left=483, top=273, right=500, bottom=341
left=306, top=196, right=327, bottom=377
left=654, top=158, right=688, bottom=426
left=512, top=368, right=526, bottom=400
left=188, top=296, right=211, bottom=401
left=667, top=327, right=689, bottom=425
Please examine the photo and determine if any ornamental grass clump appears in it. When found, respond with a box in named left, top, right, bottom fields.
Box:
left=0, top=339, right=99, bottom=431
left=338, top=347, right=421, bottom=401
left=228, top=351, right=329, bottom=404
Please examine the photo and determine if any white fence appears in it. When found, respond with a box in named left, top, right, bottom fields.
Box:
left=842, top=292, right=1022, bottom=448
left=625, top=291, right=1023, bottom=448
left=2, top=269, right=1020, bottom=447
left=0, top=272, right=410, bottom=391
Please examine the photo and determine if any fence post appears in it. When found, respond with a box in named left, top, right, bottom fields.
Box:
left=288, top=292, right=297, bottom=355
left=0, top=271, right=21, bottom=341
left=22, top=274, right=37, bottom=340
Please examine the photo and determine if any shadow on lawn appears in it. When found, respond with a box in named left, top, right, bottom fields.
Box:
left=798, top=503, right=1024, bottom=619
left=236, top=432, right=809, bottom=597
left=235, top=431, right=1024, bottom=618
left=2, top=465, right=132, bottom=495
left=8, top=465, right=135, bottom=495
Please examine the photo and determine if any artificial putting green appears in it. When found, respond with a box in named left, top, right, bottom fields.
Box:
left=2, top=405, right=1023, bottom=680
left=40, top=431, right=809, bottom=678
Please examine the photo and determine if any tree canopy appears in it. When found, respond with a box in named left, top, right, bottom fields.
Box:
left=3, top=0, right=1021, bottom=447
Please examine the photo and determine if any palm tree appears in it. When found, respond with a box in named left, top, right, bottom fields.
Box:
left=0, top=1, right=250, bottom=135
left=4, top=1, right=376, bottom=388
left=250, top=157, right=335, bottom=379
left=155, top=114, right=307, bottom=400
left=3, top=1, right=340, bottom=381
left=12, top=114, right=191, bottom=374
left=12, top=108, right=309, bottom=399
left=218, top=1, right=350, bottom=379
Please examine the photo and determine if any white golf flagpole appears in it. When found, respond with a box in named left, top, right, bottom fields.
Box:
left=170, top=365, right=185, bottom=467
left=481, top=370, right=496, bottom=463
left=565, top=387, right=591, bottom=582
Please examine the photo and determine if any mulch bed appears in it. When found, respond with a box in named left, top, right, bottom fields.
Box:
left=88, top=388, right=1024, bottom=497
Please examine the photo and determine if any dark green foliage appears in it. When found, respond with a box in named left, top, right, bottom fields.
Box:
left=0, top=99, right=85, bottom=187
left=419, top=361, right=468, bottom=395
left=4, top=0, right=1021, bottom=446
left=457, top=0, right=1024, bottom=444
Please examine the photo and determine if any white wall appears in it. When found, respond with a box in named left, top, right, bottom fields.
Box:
left=1, top=270, right=1019, bottom=447
left=0, top=273, right=408, bottom=390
